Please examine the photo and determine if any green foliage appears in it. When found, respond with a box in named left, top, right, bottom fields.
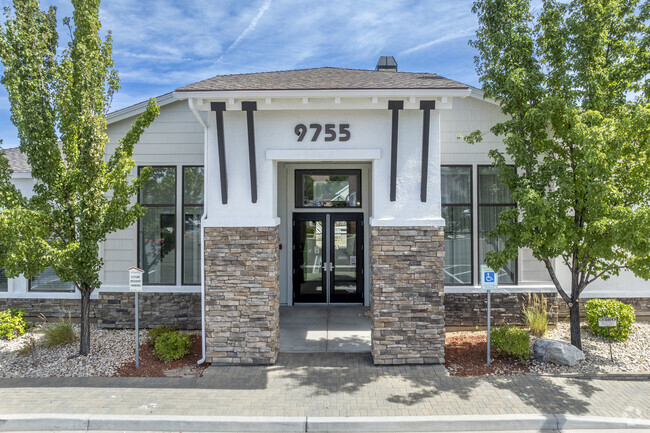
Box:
left=153, top=331, right=191, bottom=363
left=0, top=0, right=159, bottom=355
left=43, top=321, right=77, bottom=347
left=522, top=293, right=548, bottom=337
left=468, top=0, right=650, bottom=348
left=147, top=325, right=177, bottom=345
left=490, top=325, right=530, bottom=361
left=0, top=308, right=26, bottom=339
left=585, top=299, right=636, bottom=342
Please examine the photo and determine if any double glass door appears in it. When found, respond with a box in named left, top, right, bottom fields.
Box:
left=292, top=213, right=364, bottom=303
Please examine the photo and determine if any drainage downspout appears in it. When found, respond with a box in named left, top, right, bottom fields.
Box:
left=188, top=97, right=208, bottom=365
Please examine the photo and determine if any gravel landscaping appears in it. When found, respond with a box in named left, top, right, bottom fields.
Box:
left=2, top=320, right=649, bottom=377
left=528, top=322, right=650, bottom=374
left=0, top=324, right=144, bottom=377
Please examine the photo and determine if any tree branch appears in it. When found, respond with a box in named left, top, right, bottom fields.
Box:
left=544, top=257, right=572, bottom=305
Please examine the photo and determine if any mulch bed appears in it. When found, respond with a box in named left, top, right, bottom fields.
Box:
left=116, top=333, right=528, bottom=378
left=445, top=333, right=530, bottom=376
left=116, top=334, right=208, bottom=378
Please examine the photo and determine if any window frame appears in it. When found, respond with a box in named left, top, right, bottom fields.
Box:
left=137, top=165, right=178, bottom=286
left=294, top=169, right=362, bottom=209
left=477, top=164, right=518, bottom=285
left=181, top=165, right=204, bottom=286
left=441, top=165, right=474, bottom=286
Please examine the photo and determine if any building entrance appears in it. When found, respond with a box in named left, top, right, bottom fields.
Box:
left=292, top=212, right=364, bottom=303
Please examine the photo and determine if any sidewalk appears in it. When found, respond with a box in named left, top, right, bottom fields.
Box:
left=0, top=353, right=648, bottom=430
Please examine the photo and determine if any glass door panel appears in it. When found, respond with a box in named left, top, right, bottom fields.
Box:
left=331, top=219, right=361, bottom=302
left=293, top=215, right=326, bottom=303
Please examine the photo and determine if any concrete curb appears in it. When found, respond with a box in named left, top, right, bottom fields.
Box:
left=1, top=413, right=650, bottom=432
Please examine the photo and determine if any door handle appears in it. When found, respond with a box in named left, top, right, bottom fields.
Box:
left=322, top=263, right=334, bottom=272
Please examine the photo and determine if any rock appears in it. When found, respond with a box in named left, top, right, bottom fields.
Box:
left=533, top=339, right=585, bottom=366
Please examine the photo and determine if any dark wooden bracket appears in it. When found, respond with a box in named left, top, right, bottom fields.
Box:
left=419, top=100, right=436, bottom=202
left=241, top=101, right=258, bottom=204
left=211, top=102, right=228, bottom=205
left=388, top=100, right=404, bottom=202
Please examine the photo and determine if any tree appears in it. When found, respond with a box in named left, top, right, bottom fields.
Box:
left=0, top=0, right=159, bottom=355
left=468, top=0, right=650, bottom=349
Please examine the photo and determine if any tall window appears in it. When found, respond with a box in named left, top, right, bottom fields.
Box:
left=478, top=166, right=516, bottom=284
left=29, top=269, right=75, bottom=292
left=139, top=167, right=176, bottom=285
left=0, top=268, right=7, bottom=292
left=182, top=166, right=204, bottom=285
left=441, top=166, right=473, bottom=285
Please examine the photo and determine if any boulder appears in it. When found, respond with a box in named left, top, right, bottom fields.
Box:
left=533, top=339, right=585, bottom=366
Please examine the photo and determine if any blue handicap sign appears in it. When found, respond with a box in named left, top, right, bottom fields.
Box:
left=481, top=265, right=498, bottom=290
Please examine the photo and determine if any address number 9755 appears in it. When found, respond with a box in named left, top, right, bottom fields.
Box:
left=295, top=123, right=350, bottom=142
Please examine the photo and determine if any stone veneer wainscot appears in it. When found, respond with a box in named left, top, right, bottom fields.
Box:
left=370, top=226, right=446, bottom=365
left=204, top=226, right=280, bottom=365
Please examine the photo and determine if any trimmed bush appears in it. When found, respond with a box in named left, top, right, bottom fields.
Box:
left=154, top=331, right=191, bottom=363
left=43, top=322, right=77, bottom=347
left=147, top=325, right=177, bottom=345
left=585, top=299, right=636, bottom=342
left=490, top=325, right=530, bottom=362
left=0, top=308, right=27, bottom=339
left=522, top=293, right=548, bottom=337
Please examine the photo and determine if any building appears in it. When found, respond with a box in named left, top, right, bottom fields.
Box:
left=1, top=58, right=649, bottom=365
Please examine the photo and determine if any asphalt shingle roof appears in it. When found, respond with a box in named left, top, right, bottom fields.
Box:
left=2, top=147, right=30, bottom=172
left=175, top=67, right=470, bottom=92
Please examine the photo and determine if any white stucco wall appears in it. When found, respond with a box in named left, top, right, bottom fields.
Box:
left=202, top=102, right=443, bottom=228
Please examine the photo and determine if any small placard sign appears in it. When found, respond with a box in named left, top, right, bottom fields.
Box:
left=481, top=265, right=498, bottom=291
left=128, top=267, right=144, bottom=292
left=598, top=317, right=617, bottom=327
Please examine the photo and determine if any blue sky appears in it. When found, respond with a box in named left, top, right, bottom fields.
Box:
left=0, top=0, right=480, bottom=148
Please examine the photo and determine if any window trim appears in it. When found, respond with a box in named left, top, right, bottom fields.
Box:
left=181, top=165, right=204, bottom=286
left=477, top=164, right=518, bottom=285
left=441, top=165, right=474, bottom=286
left=294, top=169, right=362, bottom=209
left=137, top=165, right=178, bottom=286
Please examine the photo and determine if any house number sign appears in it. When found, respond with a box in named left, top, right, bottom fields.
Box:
left=295, top=123, right=350, bottom=142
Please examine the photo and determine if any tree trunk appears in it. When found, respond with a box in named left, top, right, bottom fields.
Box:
left=79, top=288, right=92, bottom=356
left=569, top=299, right=582, bottom=350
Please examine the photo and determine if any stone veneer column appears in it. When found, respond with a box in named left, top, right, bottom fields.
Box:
left=204, top=226, right=280, bottom=365
left=370, top=226, right=445, bottom=365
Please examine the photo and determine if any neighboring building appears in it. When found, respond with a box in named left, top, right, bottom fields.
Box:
left=1, top=58, right=648, bottom=365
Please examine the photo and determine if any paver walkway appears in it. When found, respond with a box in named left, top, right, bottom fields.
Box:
left=0, top=353, right=648, bottom=420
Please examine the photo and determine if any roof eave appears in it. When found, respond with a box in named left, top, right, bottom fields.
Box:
left=106, top=92, right=176, bottom=125
left=172, top=88, right=473, bottom=100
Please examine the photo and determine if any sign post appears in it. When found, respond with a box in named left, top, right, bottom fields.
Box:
left=481, top=265, right=498, bottom=366
left=128, top=267, right=144, bottom=369
left=598, top=317, right=617, bottom=362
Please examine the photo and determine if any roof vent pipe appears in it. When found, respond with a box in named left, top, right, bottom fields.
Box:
left=376, top=56, right=397, bottom=72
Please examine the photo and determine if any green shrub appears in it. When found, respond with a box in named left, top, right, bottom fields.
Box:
left=43, top=322, right=77, bottom=347
left=0, top=308, right=27, bottom=339
left=522, top=293, right=548, bottom=337
left=585, top=299, right=636, bottom=342
left=154, top=331, right=191, bottom=362
left=490, top=325, right=530, bottom=362
left=147, top=325, right=177, bottom=345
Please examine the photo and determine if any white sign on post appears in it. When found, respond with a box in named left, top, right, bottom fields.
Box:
left=128, top=267, right=143, bottom=292
left=128, top=267, right=144, bottom=369
left=598, top=317, right=617, bottom=327
left=481, top=265, right=498, bottom=366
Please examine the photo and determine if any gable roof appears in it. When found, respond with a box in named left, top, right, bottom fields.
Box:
left=2, top=147, right=30, bottom=173
left=175, top=67, right=471, bottom=92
